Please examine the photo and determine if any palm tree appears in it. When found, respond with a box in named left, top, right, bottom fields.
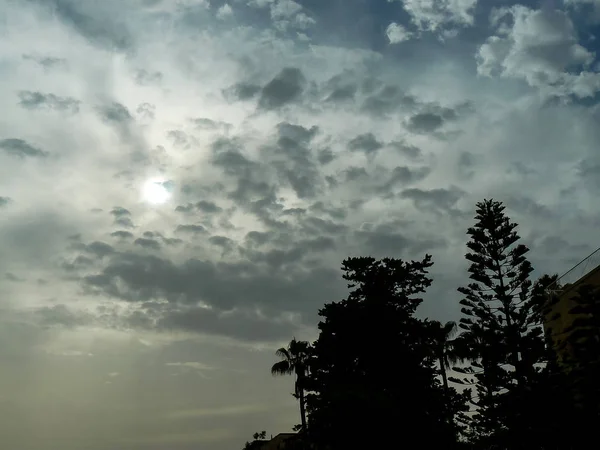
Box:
left=271, top=338, right=312, bottom=431
left=432, top=321, right=464, bottom=395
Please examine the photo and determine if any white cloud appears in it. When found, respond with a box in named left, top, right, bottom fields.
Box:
left=270, top=0, right=302, bottom=19
left=390, top=0, right=478, bottom=32
left=386, top=22, right=413, bottom=44
left=477, top=5, right=599, bottom=98
left=216, top=4, right=234, bottom=20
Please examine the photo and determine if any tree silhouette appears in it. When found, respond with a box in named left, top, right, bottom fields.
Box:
left=242, top=431, right=268, bottom=450
left=271, top=338, right=312, bottom=431
left=252, top=431, right=267, bottom=440
left=431, top=320, right=464, bottom=394
left=456, top=199, right=550, bottom=447
left=305, top=255, right=465, bottom=450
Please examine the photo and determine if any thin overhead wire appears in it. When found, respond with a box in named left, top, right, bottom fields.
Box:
left=546, top=246, right=600, bottom=294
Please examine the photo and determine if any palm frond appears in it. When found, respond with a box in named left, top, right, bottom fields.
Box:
left=271, top=360, right=293, bottom=376
left=275, top=347, right=291, bottom=360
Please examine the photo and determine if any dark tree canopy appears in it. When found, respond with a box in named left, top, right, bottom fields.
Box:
left=305, top=255, right=466, bottom=450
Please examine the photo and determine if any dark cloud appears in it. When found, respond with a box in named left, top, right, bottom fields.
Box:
left=245, top=231, right=272, bottom=246
left=267, top=122, right=323, bottom=198
left=37, top=0, right=134, bottom=51
left=110, top=207, right=131, bottom=218
left=156, top=306, right=300, bottom=342
left=208, top=235, right=235, bottom=251
left=309, top=201, right=347, bottom=220
left=400, top=186, right=465, bottom=214
left=0, top=197, right=11, bottom=207
left=361, top=84, right=417, bottom=116
left=110, top=230, right=134, bottom=239
left=327, top=84, right=357, bottom=102
left=134, top=238, right=161, bottom=250
left=98, top=102, right=132, bottom=124
left=241, top=247, right=306, bottom=268
left=175, top=203, right=194, bottom=213
left=302, top=216, right=347, bottom=235
left=317, top=148, right=335, bottom=164
left=162, top=237, right=183, bottom=246
left=505, top=195, right=557, bottom=221
left=5, top=272, right=22, bottom=281
left=377, top=166, right=431, bottom=191
left=175, top=224, right=207, bottom=235
left=389, top=141, right=423, bottom=159
left=22, top=54, right=67, bottom=69
left=457, top=151, right=477, bottom=179
left=225, top=82, right=262, bottom=101
left=80, top=251, right=344, bottom=316
left=18, top=91, right=80, bottom=113
left=406, top=112, right=445, bottom=133
left=348, top=133, right=384, bottom=154
left=345, top=166, right=369, bottom=181
left=258, top=67, right=306, bottom=109
left=277, top=122, right=319, bottom=143
left=192, top=117, right=233, bottom=132
left=115, top=217, right=134, bottom=228
left=196, top=200, right=223, bottom=213
left=84, top=241, right=115, bottom=258
left=281, top=208, right=306, bottom=217
left=0, top=138, right=48, bottom=158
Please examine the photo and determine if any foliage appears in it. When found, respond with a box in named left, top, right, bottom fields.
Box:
left=271, top=338, right=312, bottom=431
left=242, top=431, right=268, bottom=450
left=304, top=255, right=466, bottom=449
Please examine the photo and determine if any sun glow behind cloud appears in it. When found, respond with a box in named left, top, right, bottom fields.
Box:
left=142, top=177, right=172, bottom=204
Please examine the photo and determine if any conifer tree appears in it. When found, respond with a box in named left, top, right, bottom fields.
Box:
left=456, top=199, right=546, bottom=446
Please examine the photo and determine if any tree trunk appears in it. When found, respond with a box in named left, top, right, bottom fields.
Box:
left=299, top=387, right=307, bottom=430
left=296, top=373, right=307, bottom=431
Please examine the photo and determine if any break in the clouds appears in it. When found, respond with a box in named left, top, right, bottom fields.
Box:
left=1, top=0, right=599, bottom=449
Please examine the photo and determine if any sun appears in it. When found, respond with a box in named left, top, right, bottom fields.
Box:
left=142, top=178, right=171, bottom=204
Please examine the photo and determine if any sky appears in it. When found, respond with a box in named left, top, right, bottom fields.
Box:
left=1, top=0, right=600, bottom=448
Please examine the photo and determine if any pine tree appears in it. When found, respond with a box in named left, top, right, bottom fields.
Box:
left=456, top=199, right=547, bottom=447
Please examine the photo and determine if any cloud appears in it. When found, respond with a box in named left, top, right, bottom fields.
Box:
left=98, top=102, right=133, bottom=124
left=258, top=67, right=306, bottom=109
left=400, top=186, right=465, bottom=214
left=18, top=91, right=80, bottom=112
left=406, top=112, right=444, bottom=133
left=0, top=138, right=48, bottom=158
left=216, top=4, right=234, bottom=20
left=22, top=54, right=67, bottom=69
left=386, top=22, right=412, bottom=44
left=348, top=133, right=384, bottom=154
left=110, top=230, right=134, bottom=239
left=477, top=5, right=600, bottom=98
left=0, top=197, right=11, bottom=207
left=134, top=237, right=161, bottom=250
left=33, top=0, right=134, bottom=50
left=390, top=0, right=478, bottom=33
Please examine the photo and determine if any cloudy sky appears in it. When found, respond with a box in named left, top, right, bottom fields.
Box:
left=1, top=0, right=600, bottom=448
